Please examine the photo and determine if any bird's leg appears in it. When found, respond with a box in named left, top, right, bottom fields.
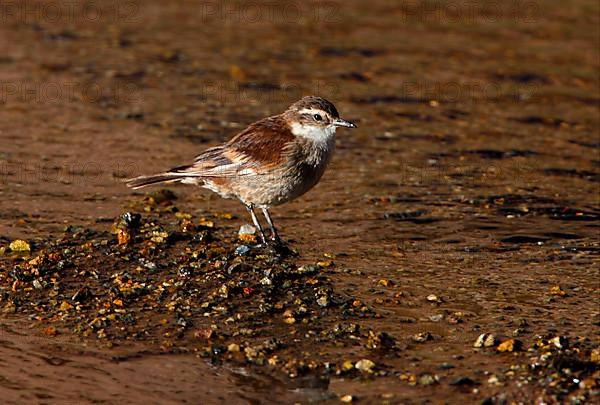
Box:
left=261, top=207, right=281, bottom=243
left=244, top=203, right=267, bottom=244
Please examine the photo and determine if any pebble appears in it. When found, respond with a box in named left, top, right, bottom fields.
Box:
left=412, top=331, right=433, bottom=343
left=238, top=224, right=256, bottom=236
left=512, top=328, right=524, bottom=337
left=473, top=333, right=496, bottom=348
left=550, top=336, right=568, bottom=349
left=9, top=240, right=31, bottom=252
left=355, top=359, right=375, bottom=373
left=59, top=301, right=73, bottom=311
left=227, top=343, right=240, bottom=353
left=218, top=285, right=229, bottom=298
left=487, top=375, right=500, bottom=385
left=340, top=394, right=354, bottom=403
left=418, top=373, right=437, bottom=385
left=429, top=314, right=444, bottom=322
left=194, top=328, right=215, bottom=340
left=283, top=309, right=296, bottom=324
left=377, top=279, right=393, bottom=287
left=316, top=296, right=329, bottom=307
left=244, top=346, right=258, bottom=360
left=549, top=285, right=566, bottom=296
left=497, top=339, right=521, bottom=352
left=234, top=245, right=251, bottom=256
left=591, top=348, right=600, bottom=363
left=426, top=294, right=441, bottom=303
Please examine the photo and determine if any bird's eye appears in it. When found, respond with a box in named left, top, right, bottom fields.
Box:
left=313, top=114, right=323, bottom=121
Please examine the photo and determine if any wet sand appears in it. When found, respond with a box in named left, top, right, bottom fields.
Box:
left=0, top=0, right=599, bottom=403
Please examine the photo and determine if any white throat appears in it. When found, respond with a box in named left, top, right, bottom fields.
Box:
left=290, top=122, right=336, bottom=142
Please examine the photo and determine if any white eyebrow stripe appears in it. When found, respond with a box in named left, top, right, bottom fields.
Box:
left=298, top=108, right=323, bottom=115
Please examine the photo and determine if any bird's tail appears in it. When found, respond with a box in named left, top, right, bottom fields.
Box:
left=125, top=172, right=197, bottom=189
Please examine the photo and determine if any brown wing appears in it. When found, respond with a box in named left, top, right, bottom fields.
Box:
left=224, top=115, right=295, bottom=168
left=170, top=115, right=295, bottom=178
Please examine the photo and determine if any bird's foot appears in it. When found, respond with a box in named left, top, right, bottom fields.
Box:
left=268, top=237, right=298, bottom=257
left=246, top=238, right=297, bottom=257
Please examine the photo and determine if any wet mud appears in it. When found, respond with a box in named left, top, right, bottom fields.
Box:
left=0, top=0, right=599, bottom=403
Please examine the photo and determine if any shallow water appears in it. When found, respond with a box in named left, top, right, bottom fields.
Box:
left=0, top=0, right=598, bottom=403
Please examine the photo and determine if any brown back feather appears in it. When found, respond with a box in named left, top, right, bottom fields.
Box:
left=225, top=115, right=295, bottom=168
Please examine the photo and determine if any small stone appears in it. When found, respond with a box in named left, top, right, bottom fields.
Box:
left=366, top=331, right=396, bottom=350
left=316, top=296, right=329, bottom=307
left=340, top=394, right=354, bottom=403
left=179, top=218, right=195, bottom=233
left=260, top=277, right=273, bottom=286
left=549, top=285, right=566, bottom=296
left=283, top=310, right=296, bottom=324
left=487, top=375, right=500, bottom=385
left=238, top=224, right=256, bottom=238
left=591, top=348, right=600, bottom=363
left=497, top=339, right=521, bottom=352
left=2, top=302, right=16, bottom=314
left=426, top=294, right=441, bottom=303
left=412, top=331, right=433, bottom=343
left=235, top=245, right=251, bottom=256
left=117, top=229, right=132, bottom=245
left=43, top=326, right=58, bottom=336
left=239, top=234, right=256, bottom=243
left=175, top=212, right=192, bottom=220
left=218, top=285, right=229, bottom=298
left=418, top=374, right=437, bottom=385
left=59, top=301, right=73, bottom=311
left=198, top=218, right=214, bottom=228
left=32, top=279, right=43, bottom=289
left=149, top=231, right=169, bottom=244
left=143, top=261, right=157, bottom=271
left=227, top=343, right=240, bottom=353
left=474, top=333, right=496, bottom=348
left=9, top=240, right=30, bottom=252
left=341, top=360, right=354, bottom=372
left=355, top=359, right=375, bottom=373
left=178, top=266, right=192, bottom=277
left=114, top=212, right=141, bottom=244
left=378, top=279, right=393, bottom=287
left=194, top=328, right=215, bottom=340
left=429, top=314, right=444, bottom=322
left=244, top=346, right=258, bottom=360
left=512, top=328, right=524, bottom=337
left=550, top=336, right=568, bottom=349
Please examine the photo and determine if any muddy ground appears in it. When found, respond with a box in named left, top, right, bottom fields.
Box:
left=0, top=0, right=599, bottom=403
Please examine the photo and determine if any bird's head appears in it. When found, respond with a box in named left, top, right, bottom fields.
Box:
left=284, top=96, right=356, bottom=141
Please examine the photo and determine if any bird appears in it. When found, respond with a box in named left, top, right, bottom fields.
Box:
left=126, top=96, right=356, bottom=245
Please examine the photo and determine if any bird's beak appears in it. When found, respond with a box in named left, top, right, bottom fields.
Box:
left=333, top=118, right=357, bottom=128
